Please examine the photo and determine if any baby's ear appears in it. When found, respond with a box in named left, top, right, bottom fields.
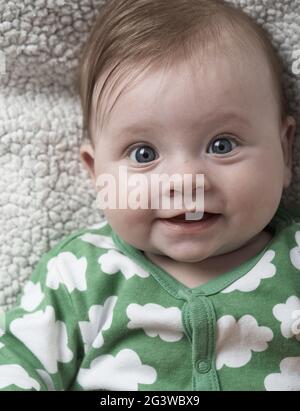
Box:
left=80, top=143, right=97, bottom=186
left=280, top=115, right=296, bottom=189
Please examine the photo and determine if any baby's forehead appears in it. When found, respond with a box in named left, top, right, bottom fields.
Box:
left=90, top=30, right=278, bottom=140
left=96, top=47, right=270, bottom=105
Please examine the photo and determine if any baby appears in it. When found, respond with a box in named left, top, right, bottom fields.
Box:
left=0, top=0, right=299, bottom=391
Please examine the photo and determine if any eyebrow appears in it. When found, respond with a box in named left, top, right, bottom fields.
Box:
left=117, top=124, right=159, bottom=136
left=116, top=112, right=251, bottom=136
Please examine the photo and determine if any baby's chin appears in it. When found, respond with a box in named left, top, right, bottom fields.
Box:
left=167, top=255, right=208, bottom=264
left=144, top=248, right=210, bottom=264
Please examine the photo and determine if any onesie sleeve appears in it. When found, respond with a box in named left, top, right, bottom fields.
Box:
left=0, top=243, right=85, bottom=391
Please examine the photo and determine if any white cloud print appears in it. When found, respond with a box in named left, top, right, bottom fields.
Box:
left=273, top=296, right=300, bottom=341
left=264, top=357, right=300, bottom=391
left=46, top=252, right=87, bottom=293
left=290, top=231, right=300, bottom=269
left=10, top=306, right=73, bottom=374
left=98, top=249, right=150, bottom=279
left=127, top=303, right=184, bottom=342
left=0, top=364, right=40, bottom=390
left=79, top=296, right=118, bottom=353
left=216, top=315, right=273, bottom=370
left=222, top=250, right=276, bottom=294
left=87, top=220, right=108, bottom=230
left=80, top=233, right=118, bottom=250
left=20, top=281, right=44, bottom=312
left=77, top=348, right=157, bottom=391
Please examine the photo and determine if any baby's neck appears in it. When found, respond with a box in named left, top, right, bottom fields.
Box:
left=144, top=228, right=273, bottom=289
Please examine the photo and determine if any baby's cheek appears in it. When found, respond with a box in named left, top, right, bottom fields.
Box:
left=103, top=206, right=154, bottom=243
left=219, top=167, right=277, bottom=229
left=106, top=210, right=154, bottom=252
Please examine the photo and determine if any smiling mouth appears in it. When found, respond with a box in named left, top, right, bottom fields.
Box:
left=166, top=212, right=217, bottom=223
left=158, top=212, right=222, bottom=233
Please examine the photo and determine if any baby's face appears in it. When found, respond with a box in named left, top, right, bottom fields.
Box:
left=80, top=45, right=295, bottom=264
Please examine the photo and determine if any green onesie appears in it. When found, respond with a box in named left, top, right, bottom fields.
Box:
left=0, top=202, right=299, bottom=391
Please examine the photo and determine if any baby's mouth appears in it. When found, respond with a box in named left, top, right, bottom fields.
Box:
left=166, top=212, right=217, bottom=223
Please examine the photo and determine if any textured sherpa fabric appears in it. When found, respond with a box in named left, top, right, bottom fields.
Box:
left=0, top=0, right=299, bottom=310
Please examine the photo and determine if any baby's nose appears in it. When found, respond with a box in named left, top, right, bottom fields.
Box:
left=168, top=174, right=204, bottom=195
left=167, top=165, right=210, bottom=195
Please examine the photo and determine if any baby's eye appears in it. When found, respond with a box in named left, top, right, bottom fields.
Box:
left=207, top=136, right=238, bottom=155
left=128, top=145, right=158, bottom=163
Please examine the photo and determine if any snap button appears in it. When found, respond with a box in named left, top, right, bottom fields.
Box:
left=196, top=360, right=211, bottom=374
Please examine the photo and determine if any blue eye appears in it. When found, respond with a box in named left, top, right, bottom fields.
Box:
left=208, top=136, right=238, bottom=155
left=129, top=145, right=158, bottom=163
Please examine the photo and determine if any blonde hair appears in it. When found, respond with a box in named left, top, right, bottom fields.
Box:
left=77, top=0, right=289, bottom=144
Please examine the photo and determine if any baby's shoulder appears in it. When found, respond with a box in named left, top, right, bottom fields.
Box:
left=48, top=219, right=117, bottom=256
left=20, top=219, right=131, bottom=310
left=31, top=219, right=122, bottom=288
